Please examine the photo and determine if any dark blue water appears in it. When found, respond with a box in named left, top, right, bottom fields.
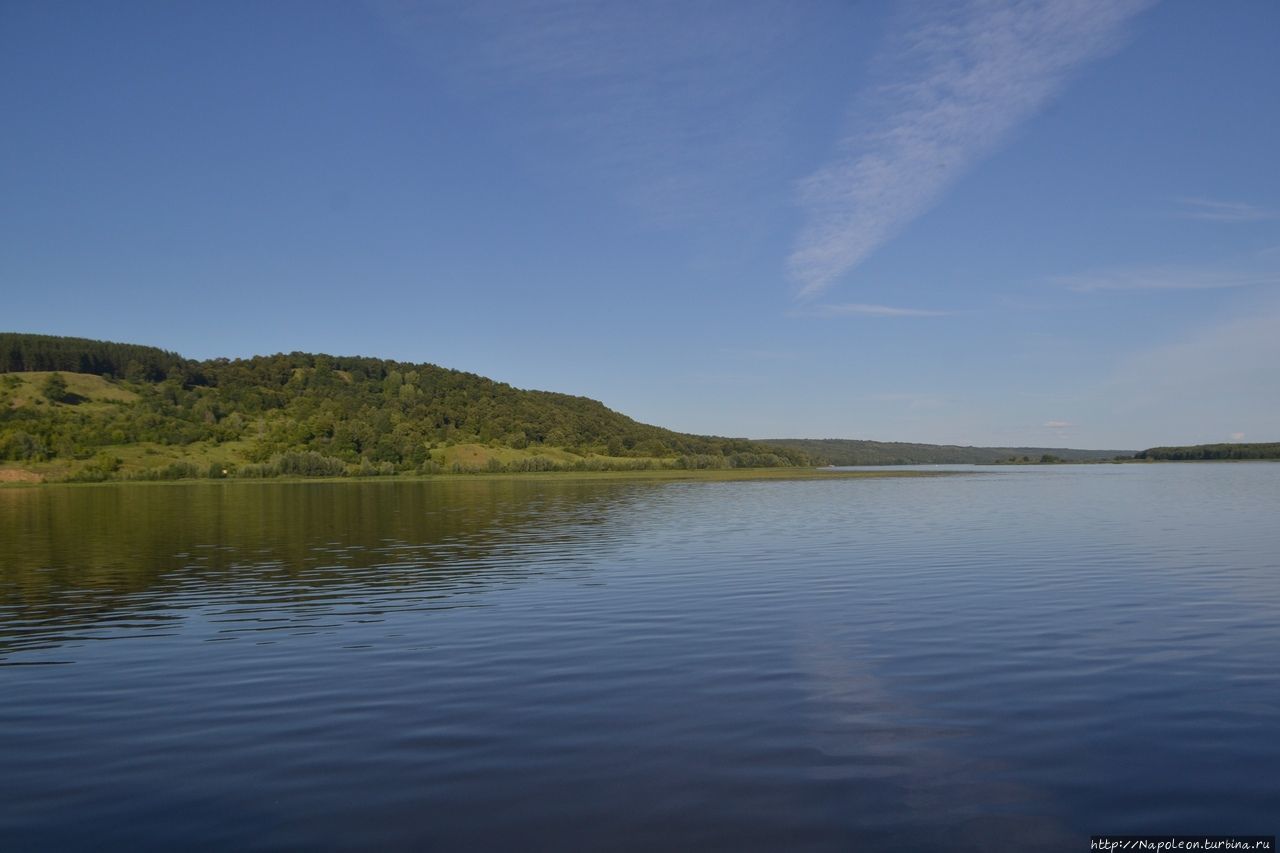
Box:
left=2, top=465, right=1278, bottom=850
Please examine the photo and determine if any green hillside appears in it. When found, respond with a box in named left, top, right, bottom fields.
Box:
left=765, top=438, right=1134, bottom=466
left=1, top=333, right=810, bottom=482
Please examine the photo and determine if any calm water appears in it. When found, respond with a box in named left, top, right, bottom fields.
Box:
left=2, top=465, right=1278, bottom=850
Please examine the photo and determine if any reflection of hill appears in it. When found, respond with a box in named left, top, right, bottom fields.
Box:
left=0, top=480, right=646, bottom=660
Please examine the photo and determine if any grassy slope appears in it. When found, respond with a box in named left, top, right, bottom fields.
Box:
left=3, top=372, right=205, bottom=479
left=4, top=372, right=138, bottom=408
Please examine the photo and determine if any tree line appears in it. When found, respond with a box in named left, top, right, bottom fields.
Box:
left=1136, top=443, right=1280, bottom=461
left=1, top=332, right=187, bottom=382
left=765, top=437, right=1132, bottom=465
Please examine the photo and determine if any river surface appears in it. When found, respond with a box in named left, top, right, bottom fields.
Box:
left=1, top=464, right=1277, bottom=850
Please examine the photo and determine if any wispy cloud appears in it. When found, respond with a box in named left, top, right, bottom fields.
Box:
left=801, top=302, right=949, bottom=318
left=1172, top=197, right=1277, bottom=223
left=1043, top=420, right=1074, bottom=429
left=1057, top=264, right=1280, bottom=292
left=788, top=0, right=1153, bottom=299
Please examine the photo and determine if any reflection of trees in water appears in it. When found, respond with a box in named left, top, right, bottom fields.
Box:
left=0, top=480, right=653, bottom=659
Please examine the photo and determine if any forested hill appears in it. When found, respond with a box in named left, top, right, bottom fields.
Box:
left=1136, top=442, right=1280, bottom=461
left=765, top=438, right=1134, bottom=466
left=0, top=333, right=810, bottom=481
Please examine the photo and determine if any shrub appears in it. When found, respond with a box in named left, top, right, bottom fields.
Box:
left=276, top=451, right=347, bottom=477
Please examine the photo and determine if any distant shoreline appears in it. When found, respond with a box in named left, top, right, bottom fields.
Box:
left=0, top=466, right=965, bottom=488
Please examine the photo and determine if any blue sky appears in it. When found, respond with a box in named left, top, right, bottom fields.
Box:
left=3, top=0, right=1277, bottom=449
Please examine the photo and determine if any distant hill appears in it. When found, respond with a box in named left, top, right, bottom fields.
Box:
left=0, top=332, right=810, bottom=481
left=1136, top=442, right=1280, bottom=461
left=765, top=438, right=1134, bottom=466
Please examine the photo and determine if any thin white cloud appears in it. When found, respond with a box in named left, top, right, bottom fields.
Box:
left=1058, top=264, right=1280, bottom=292
left=803, top=302, right=948, bottom=317
left=1230, top=432, right=1246, bottom=442
left=1043, top=420, right=1074, bottom=429
left=1173, top=197, right=1277, bottom=223
left=789, top=0, right=1153, bottom=299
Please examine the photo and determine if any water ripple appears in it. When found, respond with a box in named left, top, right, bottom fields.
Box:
left=1, top=467, right=1279, bottom=849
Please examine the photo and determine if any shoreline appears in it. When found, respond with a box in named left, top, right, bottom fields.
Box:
left=0, top=466, right=964, bottom=488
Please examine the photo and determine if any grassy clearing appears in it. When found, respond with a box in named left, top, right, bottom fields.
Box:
left=437, top=443, right=582, bottom=467
left=2, top=371, right=138, bottom=409
left=108, top=440, right=255, bottom=473
left=435, top=443, right=665, bottom=470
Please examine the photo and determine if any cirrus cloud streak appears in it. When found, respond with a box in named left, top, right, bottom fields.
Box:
left=789, top=0, right=1154, bottom=299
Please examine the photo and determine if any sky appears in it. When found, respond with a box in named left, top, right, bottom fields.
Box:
left=2, top=0, right=1278, bottom=449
